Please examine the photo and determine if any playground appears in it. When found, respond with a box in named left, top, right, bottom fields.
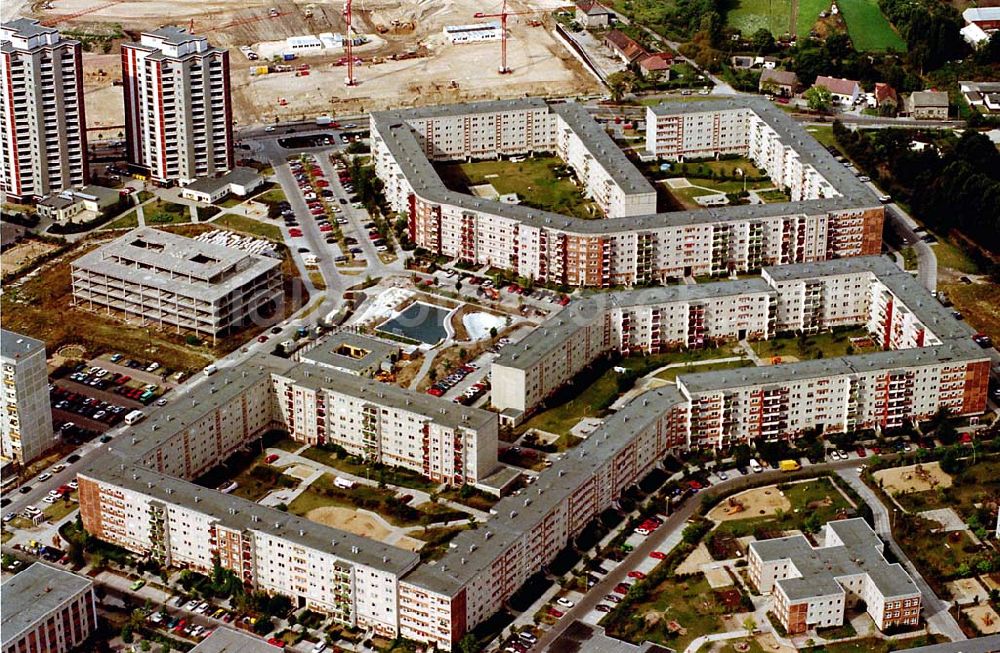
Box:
left=706, top=486, right=791, bottom=522
left=872, top=461, right=953, bottom=495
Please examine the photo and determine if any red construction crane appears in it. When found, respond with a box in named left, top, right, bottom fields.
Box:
left=474, top=0, right=534, bottom=74
left=345, top=0, right=357, bottom=86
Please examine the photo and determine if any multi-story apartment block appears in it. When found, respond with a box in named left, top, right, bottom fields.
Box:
left=271, top=363, right=499, bottom=485
left=491, top=279, right=777, bottom=417
left=1, top=329, right=53, bottom=466
left=493, top=256, right=989, bottom=427
left=1, top=563, right=98, bottom=653
left=749, top=519, right=921, bottom=634
left=373, top=98, right=883, bottom=287
left=121, top=26, right=233, bottom=185
left=71, top=227, right=282, bottom=342
left=0, top=19, right=87, bottom=202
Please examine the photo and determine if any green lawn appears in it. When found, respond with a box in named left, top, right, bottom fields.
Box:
left=436, top=156, right=601, bottom=219
left=656, top=359, right=751, bottom=382
left=757, top=189, right=790, bottom=203
left=901, top=247, right=918, bottom=271
left=713, top=477, right=853, bottom=539
left=726, top=0, right=791, bottom=36
left=603, top=574, right=739, bottom=650
left=143, top=201, right=191, bottom=225
left=941, top=281, right=1000, bottom=343
left=213, top=213, right=283, bottom=242
left=299, top=447, right=439, bottom=492
left=288, top=473, right=440, bottom=527
left=520, top=348, right=744, bottom=436
left=837, top=0, right=906, bottom=51
left=750, top=327, right=876, bottom=361
left=101, top=210, right=138, bottom=230
left=44, top=500, right=79, bottom=522
left=933, top=239, right=980, bottom=274
left=807, top=126, right=842, bottom=152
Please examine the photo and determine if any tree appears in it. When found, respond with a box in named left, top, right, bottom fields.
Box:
left=804, top=85, right=833, bottom=113
left=750, top=28, right=775, bottom=54
left=743, top=616, right=757, bottom=636
left=607, top=71, right=636, bottom=102
left=459, top=634, right=479, bottom=653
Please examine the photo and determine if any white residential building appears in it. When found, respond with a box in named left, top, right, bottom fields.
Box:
left=0, top=19, right=88, bottom=202
left=1, top=563, right=97, bottom=653
left=1, top=329, right=53, bottom=466
left=121, top=27, right=233, bottom=185
left=750, top=519, right=922, bottom=634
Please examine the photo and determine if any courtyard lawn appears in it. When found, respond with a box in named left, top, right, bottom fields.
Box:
left=212, top=213, right=283, bottom=242
left=101, top=210, right=138, bottom=230
left=837, top=0, right=906, bottom=51
left=757, top=189, right=790, bottom=203
left=299, top=447, right=439, bottom=492
left=713, top=477, right=853, bottom=539
left=143, top=200, right=191, bottom=225
left=656, top=359, right=752, bottom=382
left=436, top=156, right=601, bottom=220
left=603, top=574, right=736, bottom=650
left=520, top=347, right=744, bottom=437
left=750, top=327, right=875, bottom=361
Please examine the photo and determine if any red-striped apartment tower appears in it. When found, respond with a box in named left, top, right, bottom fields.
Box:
left=1, top=19, right=88, bottom=202
left=121, top=27, right=233, bottom=185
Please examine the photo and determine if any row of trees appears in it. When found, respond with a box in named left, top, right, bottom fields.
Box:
left=833, top=121, right=1000, bottom=256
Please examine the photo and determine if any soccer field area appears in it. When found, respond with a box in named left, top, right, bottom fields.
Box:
left=726, top=0, right=829, bottom=37
left=837, top=0, right=907, bottom=50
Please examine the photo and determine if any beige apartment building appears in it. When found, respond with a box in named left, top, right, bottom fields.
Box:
left=373, top=98, right=883, bottom=288
left=1, top=329, right=53, bottom=466
left=0, top=19, right=88, bottom=202
left=71, top=228, right=282, bottom=341
left=121, top=27, right=233, bottom=185
left=1, top=563, right=98, bottom=653
left=750, top=519, right=922, bottom=634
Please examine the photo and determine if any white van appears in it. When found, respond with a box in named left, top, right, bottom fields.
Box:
left=203, top=364, right=218, bottom=377
left=333, top=476, right=355, bottom=489
left=749, top=459, right=763, bottom=473
left=124, top=409, right=145, bottom=425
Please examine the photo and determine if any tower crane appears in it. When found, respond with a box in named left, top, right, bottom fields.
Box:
left=473, top=0, right=534, bottom=74
left=345, top=0, right=357, bottom=86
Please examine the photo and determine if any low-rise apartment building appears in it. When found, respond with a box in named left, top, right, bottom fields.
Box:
left=71, top=227, right=282, bottom=342
left=1, top=329, right=54, bottom=466
left=750, top=519, right=921, bottom=633
left=373, top=98, right=883, bottom=287
left=1, top=563, right=97, bottom=653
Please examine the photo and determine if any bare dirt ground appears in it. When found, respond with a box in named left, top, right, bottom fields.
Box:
left=305, top=505, right=391, bottom=541
left=872, top=461, right=953, bottom=495
left=32, top=0, right=598, bottom=128
left=676, top=542, right=712, bottom=574
left=1, top=239, right=61, bottom=277
left=706, top=486, right=791, bottom=522
left=393, top=535, right=424, bottom=551
left=947, top=577, right=988, bottom=605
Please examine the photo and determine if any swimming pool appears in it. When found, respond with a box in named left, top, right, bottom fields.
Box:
left=378, top=302, right=451, bottom=345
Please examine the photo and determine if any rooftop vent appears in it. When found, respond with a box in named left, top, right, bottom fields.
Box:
left=351, top=545, right=360, bottom=554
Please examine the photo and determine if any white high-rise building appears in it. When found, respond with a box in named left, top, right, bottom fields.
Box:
left=0, top=19, right=88, bottom=202
left=121, top=27, right=233, bottom=185
left=1, top=329, right=54, bottom=466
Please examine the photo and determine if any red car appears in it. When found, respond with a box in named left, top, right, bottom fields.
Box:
left=688, top=480, right=702, bottom=490
left=559, top=296, right=571, bottom=306
left=650, top=551, right=667, bottom=560
left=257, top=335, right=269, bottom=343
left=266, top=638, right=287, bottom=648
left=613, top=583, right=630, bottom=594
left=547, top=608, right=564, bottom=618
left=315, top=179, right=329, bottom=187
left=627, top=571, right=646, bottom=580
left=289, top=229, right=303, bottom=237
left=427, top=387, right=444, bottom=397
left=173, top=619, right=186, bottom=633
left=320, top=225, right=333, bottom=232
left=265, top=454, right=280, bottom=464
left=855, top=446, right=867, bottom=458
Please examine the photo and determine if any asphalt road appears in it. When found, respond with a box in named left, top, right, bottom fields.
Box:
left=534, top=456, right=956, bottom=650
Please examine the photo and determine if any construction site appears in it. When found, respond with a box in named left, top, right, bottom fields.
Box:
left=9, top=0, right=600, bottom=128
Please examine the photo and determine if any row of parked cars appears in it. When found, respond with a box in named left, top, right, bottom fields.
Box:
left=51, top=385, right=128, bottom=425
left=426, top=362, right=479, bottom=397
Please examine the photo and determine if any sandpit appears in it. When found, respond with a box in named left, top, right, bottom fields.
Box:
left=872, top=461, right=953, bottom=495
left=284, top=464, right=316, bottom=481
left=707, top=486, right=791, bottom=522
left=305, top=506, right=390, bottom=541
left=963, top=604, right=1000, bottom=634
left=947, top=577, right=988, bottom=605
